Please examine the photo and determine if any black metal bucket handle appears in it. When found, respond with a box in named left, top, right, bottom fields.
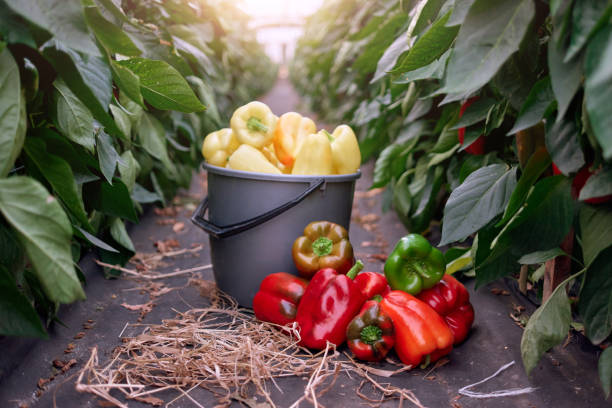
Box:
left=191, top=178, right=325, bottom=239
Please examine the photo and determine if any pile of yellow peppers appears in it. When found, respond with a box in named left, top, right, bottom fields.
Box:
left=201, top=101, right=361, bottom=175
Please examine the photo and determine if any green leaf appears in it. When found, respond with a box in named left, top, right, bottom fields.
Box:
left=508, top=77, right=556, bottom=135
left=110, top=61, right=144, bottom=107
left=137, top=112, right=174, bottom=171
left=0, top=8, right=37, bottom=48
left=372, top=31, right=411, bottom=83
left=42, top=40, right=125, bottom=139
left=393, top=10, right=459, bottom=75
left=438, top=0, right=535, bottom=95
left=96, top=131, right=121, bottom=184
left=132, top=183, right=162, bottom=204
left=518, top=248, right=567, bottom=264
left=579, top=205, right=612, bottom=267
left=110, top=217, right=134, bottom=252
left=373, top=144, right=403, bottom=188
left=545, top=114, right=585, bottom=175
left=578, top=246, right=612, bottom=344
left=52, top=78, right=95, bottom=152
left=83, top=3, right=141, bottom=56
left=5, top=0, right=100, bottom=56
left=449, top=98, right=496, bottom=130
left=118, top=151, right=138, bottom=193
left=521, top=271, right=576, bottom=374
left=23, top=137, right=91, bottom=230
left=440, top=164, right=516, bottom=245
left=118, top=58, right=205, bottom=113
left=458, top=153, right=501, bottom=183
left=579, top=167, right=612, bottom=201
left=446, top=0, right=476, bottom=26
left=0, top=177, right=85, bottom=303
left=0, top=221, right=25, bottom=275
left=474, top=225, right=518, bottom=287
left=393, top=49, right=450, bottom=83
left=431, top=127, right=459, bottom=153
left=84, top=179, right=138, bottom=223
left=0, top=47, right=26, bottom=177
left=599, top=347, right=612, bottom=398
left=109, top=104, right=132, bottom=138
left=498, top=148, right=551, bottom=226
left=548, top=31, right=583, bottom=122
left=585, top=25, right=612, bottom=160
left=186, top=76, right=221, bottom=125
left=0, top=265, right=47, bottom=338
left=74, top=226, right=118, bottom=253
left=565, top=0, right=612, bottom=62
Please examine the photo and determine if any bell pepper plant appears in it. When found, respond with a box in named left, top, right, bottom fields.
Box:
left=417, top=274, right=475, bottom=344
left=273, top=112, right=317, bottom=167
left=295, top=260, right=366, bottom=349
left=384, top=234, right=445, bottom=295
left=230, top=101, right=278, bottom=148
left=380, top=290, right=454, bottom=367
left=253, top=272, right=309, bottom=326
left=346, top=297, right=395, bottom=362
left=292, top=220, right=354, bottom=279
left=201, top=128, right=239, bottom=167
left=552, top=163, right=612, bottom=204
left=457, top=97, right=486, bottom=155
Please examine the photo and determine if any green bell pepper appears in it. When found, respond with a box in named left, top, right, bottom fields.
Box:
left=384, top=234, right=445, bottom=295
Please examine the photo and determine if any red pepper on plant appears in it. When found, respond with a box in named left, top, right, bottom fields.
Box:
left=380, top=290, right=454, bottom=367
left=346, top=296, right=395, bottom=362
left=552, top=163, right=612, bottom=204
left=417, top=274, right=475, bottom=344
left=253, top=272, right=308, bottom=326
left=458, top=97, right=486, bottom=155
left=295, top=260, right=366, bottom=349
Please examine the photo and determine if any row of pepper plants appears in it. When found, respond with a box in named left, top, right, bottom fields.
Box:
left=291, top=0, right=612, bottom=396
left=0, top=0, right=276, bottom=338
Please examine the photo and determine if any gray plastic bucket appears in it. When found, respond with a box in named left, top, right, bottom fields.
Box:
left=191, top=162, right=361, bottom=307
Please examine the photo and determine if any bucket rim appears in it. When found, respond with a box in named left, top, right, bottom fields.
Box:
left=202, top=162, right=361, bottom=182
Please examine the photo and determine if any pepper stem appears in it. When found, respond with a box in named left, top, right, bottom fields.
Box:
left=322, top=129, right=334, bottom=142
left=312, top=237, right=333, bottom=257
left=371, top=294, right=383, bottom=303
left=360, top=325, right=382, bottom=345
left=346, top=260, right=364, bottom=280
left=247, top=117, right=269, bottom=133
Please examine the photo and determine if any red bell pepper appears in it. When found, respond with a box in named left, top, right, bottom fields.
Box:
left=417, top=274, right=475, bottom=344
left=346, top=297, right=395, bottom=362
left=354, top=271, right=390, bottom=299
left=552, top=163, right=612, bottom=204
left=253, top=272, right=308, bottom=326
left=380, top=290, right=454, bottom=367
left=295, top=261, right=366, bottom=349
left=458, top=97, right=486, bottom=155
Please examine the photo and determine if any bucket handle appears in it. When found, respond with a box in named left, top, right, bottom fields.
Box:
left=191, top=178, right=326, bottom=239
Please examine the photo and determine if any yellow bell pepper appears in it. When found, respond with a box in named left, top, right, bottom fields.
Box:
left=201, top=128, right=239, bottom=167
left=262, top=143, right=290, bottom=174
left=227, top=144, right=282, bottom=175
left=230, top=101, right=277, bottom=148
left=273, top=112, right=317, bottom=167
left=329, top=125, right=361, bottom=174
left=291, top=131, right=334, bottom=175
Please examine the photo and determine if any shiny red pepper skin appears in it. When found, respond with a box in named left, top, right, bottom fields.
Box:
left=417, top=274, right=475, bottom=344
left=295, top=262, right=366, bottom=349
left=552, top=163, right=612, bottom=204
left=354, top=271, right=390, bottom=299
left=458, top=97, right=486, bottom=155
left=253, top=272, right=308, bottom=326
left=346, top=299, right=395, bottom=362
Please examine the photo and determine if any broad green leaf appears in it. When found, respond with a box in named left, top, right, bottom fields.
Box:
left=548, top=31, right=583, bottom=122
left=42, top=40, right=125, bottom=139
left=393, top=171, right=413, bottom=221
left=373, top=144, right=403, bottom=188
left=84, top=179, right=138, bottom=223
left=410, top=0, right=447, bottom=36
left=565, top=0, right=612, bottom=62
left=118, top=151, right=138, bottom=193
left=109, top=104, right=132, bottom=138
left=431, top=127, right=459, bottom=154
left=446, top=0, right=476, bottom=26
left=0, top=222, right=25, bottom=275
left=458, top=153, right=501, bottom=183
left=585, top=25, right=612, bottom=160
left=52, top=78, right=95, bottom=152
left=449, top=98, right=496, bottom=130
left=474, top=224, right=518, bottom=287
left=579, top=167, right=612, bottom=201
left=439, top=0, right=535, bottom=95
left=600, top=347, right=612, bottom=398
left=186, top=76, right=220, bottom=126
left=413, top=165, right=443, bottom=218
left=118, top=58, right=205, bottom=113
left=371, top=31, right=410, bottom=83
left=119, top=92, right=144, bottom=125
left=393, top=49, right=450, bottom=83
left=110, top=217, right=134, bottom=252
left=75, top=226, right=118, bottom=253
left=96, top=0, right=131, bottom=23
left=440, top=164, right=516, bottom=245
left=0, top=265, right=47, bottom=338
left=498, top=147, right=551, bottom=226
left=518, top=248, right=566, bottom=264
left=545, top=114, right=585, bottom=175
left=405, top=98, right=433, bottom=122
left=445, top=251, right=473, bottom=275
left=172, top=35, right=215, bottom=75
left=578, top=246, right=612, bottom=344
left=0, top=8, right=37, bottom=48
left=132, top=183, right=162, bottom=204
left=96, top=131, right=121, bottom=184
left=23, top=138, right=91, bottom=230
left=508, top=77, right=556, bottom=135
left=521, top=271, right=576, bottom=374
left=0, top=177, right=85, bottom=303
left=137, top=112, right=173, bottom=171
left=5, top=0, right=100, bottom=56
left=393, top=11, right=458, bottom=75
left=83, top=3, right=141, bottom=56
left=110, top=61, right=144, bottom=107
left=428, top=144, right=459, bottom=167
left=0, top=47, right=26, bottom=177
left=579, top=205, right=612, bottom=266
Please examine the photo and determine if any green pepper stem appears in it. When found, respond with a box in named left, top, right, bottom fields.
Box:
left=312, top=237, right=333, bottom=257
left=247, top=117, right=269, bottom=133
left=346, top=260, right=364, bottom=280
left=371, top=294, right=383, bottom=303
left=360, top=325, right=382, bottom=345
left=322, top=129, right=334, bottom=142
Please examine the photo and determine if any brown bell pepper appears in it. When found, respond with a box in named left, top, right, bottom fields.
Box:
left=292, top=221, right=354, bottom=279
